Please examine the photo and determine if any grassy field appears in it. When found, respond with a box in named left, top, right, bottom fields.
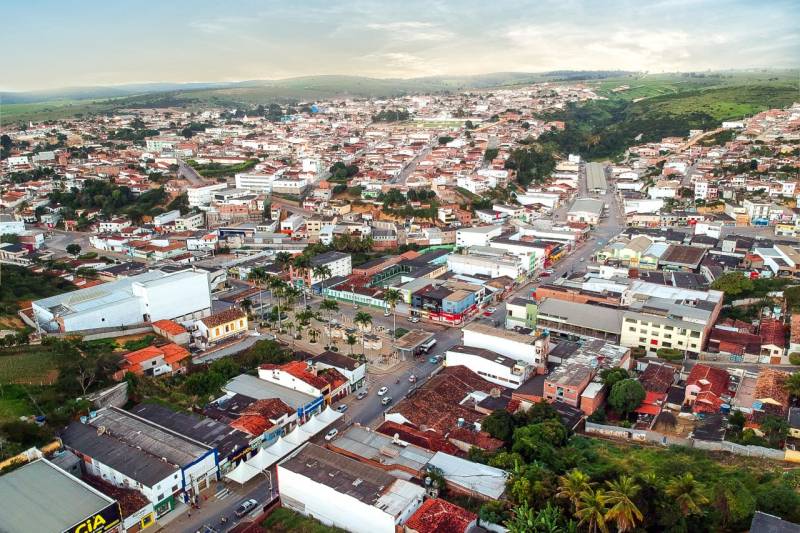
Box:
left=261, top=508, right=347, bottom=533
left=0, top=384, right=36, bottom=421
left=0, top=345, right=61, bottom=386
left=591, top=71, right=799, bottom=102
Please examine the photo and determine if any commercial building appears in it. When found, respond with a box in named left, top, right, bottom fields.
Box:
left=462, top=322, right=549, bottom=371
left=223, top=374, right=325, bottom=420
left=310, top=251, right=352, bottom=284
left=61, top=407, right=219, bottom=511
left=278, top=444, right=424, bottom=533
left=187, top=183, right=228, bottom=208
left=0, top=459, right=123, bottom=533
left=445, top=345, right=534, bottom=388
left=446, top=252, right=524, bottom=280
left=567, top=198, right=604, bottom=226
left=455, top=225, right=503, bottom=248
left=536, top=299, right=624, bottom=343
left=505, top=297, right=538, bottom=330
left=585, top=162, right=608, bottom=194
left=32, top=269, right=212, bottom=333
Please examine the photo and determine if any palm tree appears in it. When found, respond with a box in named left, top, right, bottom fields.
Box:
left=296, top=309, right=314, bottom=326
left=241, top=298, right=253, bottom=318
left=557, top=469, right=593, bottom=512
left=575, top=488, right=609, bottom=533
left=665, top=473, right=709, bottom=517
left=604, top=476, right=643, bottom=533
left=308, top=327, right=320, bottom=344
left=247, top=267, right=269, bottom=317
left=784, top=372, right=800, bottom=399
left=354, top=311, right=373, bottom=356
left=383, top=288, right=401, bottom=352
left=320, top=299, right=339, bottom=347
left=346, top=333, right=357, bottom=355
left=269, top=276, right=287, bottom=332
left=313, top=264, right=332, bottom=296
left=274, top=251, right=292, bottom=271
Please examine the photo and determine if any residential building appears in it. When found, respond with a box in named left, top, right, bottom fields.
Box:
left=114, top=342, right=190, bottom=380
left=196, top=308, right=248, bottom=345
left=505, top=297, right=538, bottom=330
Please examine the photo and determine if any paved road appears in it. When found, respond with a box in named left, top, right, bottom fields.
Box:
left=171, top=477, right=275, bottom=533
left=177, top=159, right=205, bottom=186
left=394, top=145, right=432, bottom=185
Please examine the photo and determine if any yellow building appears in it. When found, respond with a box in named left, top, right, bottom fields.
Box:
left=197, top=308, right=248, bottom=345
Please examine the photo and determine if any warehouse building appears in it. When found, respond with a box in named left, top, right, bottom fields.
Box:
left=0, top=458, right=123, bottom=533
left=586, top=162, right=608, bottom=194
left=32, top=268, right=212, bottom=333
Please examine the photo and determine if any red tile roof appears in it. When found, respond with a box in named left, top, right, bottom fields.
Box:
left=152, top=319, right=188, bottom=336
left=230, top=415, right=273, bottom=436
left=388, top=366, right=504, bottom=434
left=686, top=364, right=729, bottom=397
left=446, top=427, right=504, bottom=451
left=261, top=361, right=329, bottom=391
left=375, top=421, right=461, bottom=455
left=242, top=398, right=295, bottom=421
left=638, top=364, right=675, bottom=393
left=759, top=318, right=786, bottom=347
left=200, top=308, right=246, bottom=328
left=120, top=343, right=189, bottom=369
left=754, top=369, right=790, bottom=414
left=404, top=498, right=476, bottom=533
left=791, top=314, right=800, bottom=347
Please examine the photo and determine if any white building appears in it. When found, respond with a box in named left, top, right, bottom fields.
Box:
left=174, top=212, right=205, bottom=231
left=32, top=269, right=211, bottom=332
left=187, top=183, right=228, bottom=208
left=0, top=215, right=25, bottom=235
left=235, top=172, right=277, bottom=194
left=447, top=253, right=524, bottom=280
left=310, top=251, right=352, bottom=284
left=280, top=214, right=306, bottom=235
left=455, top=225, right=503, bottom=248
left=445, top=345, right=533, bottom=388
left=278, top=444, right=424, bottom=533
left=153, top=209, right=181, bottom=226
left=648, top=180, right=680, bottom=200
left=462, top=322, right=548, bottom=371
left=567, top=198, right=604, bottom=225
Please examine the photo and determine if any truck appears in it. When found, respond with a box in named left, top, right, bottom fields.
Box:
left=420, top=338, right=437, bottom=353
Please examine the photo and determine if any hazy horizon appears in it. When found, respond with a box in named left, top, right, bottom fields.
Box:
left=2, top=0, right=798, bottom=92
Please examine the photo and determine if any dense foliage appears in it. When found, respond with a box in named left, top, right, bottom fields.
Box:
left=476, top=401, right=800, bottom=532
left=49, top=179, right=167, bottom=219
left=372, top=109, right=410, bottom=122
left=0, top=265, right=75, bottom=316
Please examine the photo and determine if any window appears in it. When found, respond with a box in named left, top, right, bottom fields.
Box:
left=664, top=325, right=674, bottom=331
left=639, top=337, right=646, bottom=343
left=640, top=329, right=647, bottom=334
left=215, top=327, right=220, bottom=336
left=239, top=320, right=244, bottom=327
left=690, top=331, right=700, bottom=338
left=225, top=324, right=230, bottom=332
left=663, top=341, right=672, bottom=347
left=664, top=334, right=672, bottom=339
left=629, top=327, right=636, bottom=332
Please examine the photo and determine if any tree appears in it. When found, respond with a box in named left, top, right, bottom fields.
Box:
left=575, top=488, right=609, bottom=533
left=241, top=298, right=253, bottom=317
left=320, top=299, right=339, bottom=345
left=346, top=333, right=357, bottom=355
left=784, top=371, right=800, bottom=398
left=482, top=409, right=516, bottom=443
left=354, top=311, right=372, bottom=355
left=66, top=243, right=82, bottom=256
left=713, top=478, right=756, bottom=531
left=666, top=473, right=709, bottom=517
left=711, top=272, right=753, bottom=298
left=608, top=379, right=646, bottom=416
left=557, top=469, right=593, bottom=512
left=312, top=265, right=332, bottom=295
left=383, top=288, right=402, bottom=352
left=604, top=476, right=643, bottom=532
left=760, top=415, right=789, bottom=447
left=599, top=367, right=629, bottom=388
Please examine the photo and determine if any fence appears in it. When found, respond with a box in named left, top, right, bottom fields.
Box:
left=49, top=323, right=154, bottom=341
left=585, top=421, right=789, bottom=461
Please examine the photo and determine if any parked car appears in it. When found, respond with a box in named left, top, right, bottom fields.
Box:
left=235, top=499, right=258, bottom=518
left=377, top=386, right=389, bottom=396
left=540, top=272, right=551, bottom=277
left=429, top=355, right=442, bottom=364
left=356, top=391, right=368, bottom=400
left=408, top=316, right=420, bottom=323
left=381, top=396, right=393, bottom=406
left=336, top=404, right=348, bottom=413
left=408, top=374, right=417, bottom=383
left=580, top=257, right=586, bottom=262
left=384, top=309, right=391, bottom=317
left=324, top=428, right=338, bottom=441
left=486, top=306, right=497, bottom=313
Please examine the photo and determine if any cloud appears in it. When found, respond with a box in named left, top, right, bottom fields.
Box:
left=364, top=20, right=453, bottom=42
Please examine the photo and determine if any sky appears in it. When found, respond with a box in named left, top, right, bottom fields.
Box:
left=2, top=0, right=798, bottom=91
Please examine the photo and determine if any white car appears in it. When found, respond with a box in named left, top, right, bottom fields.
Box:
left=486, top=306, right=497, bottom=313
left=235, top=499, right=258, bottom=518
left=377, top=386, right=389, bottom=396
left=325, top=428, right=338, bottom=441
